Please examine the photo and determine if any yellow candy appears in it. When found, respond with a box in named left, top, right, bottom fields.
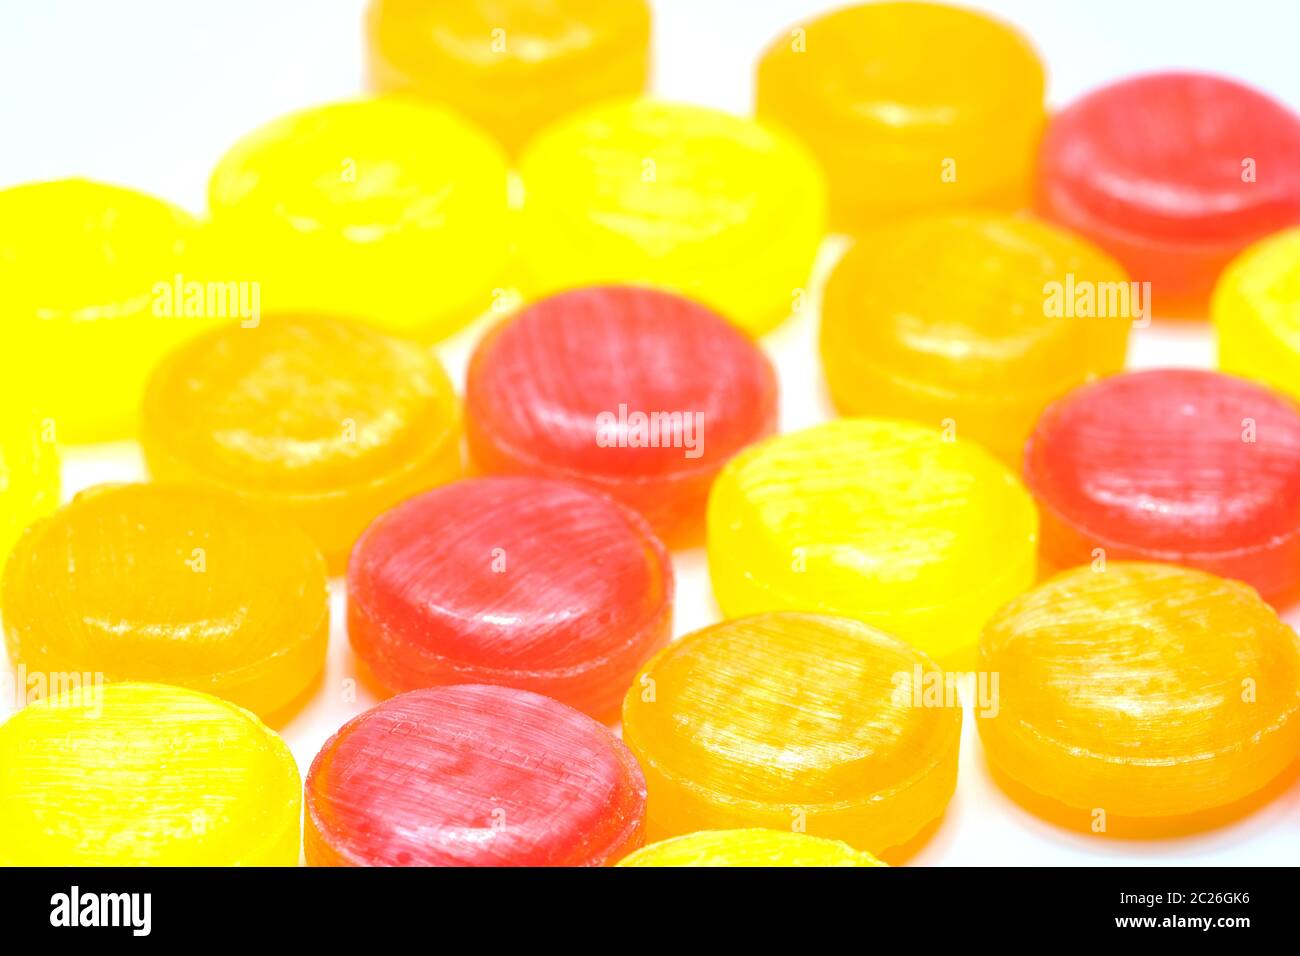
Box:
left=0, top=179, right=218, bottom=442
left=617, top=829, right=886, bottom=867
left=0, top=411, right=59, bottom=585
left=1214, top=227, right=1300, bottom=400
left=821, top=213, right=1131, bottom=464
left=0, top=683, right=301, bottom=865
left=208, top=98, right=511, bottom=340
left=980, top=563, right=1300, bottom=821
left=3, top=483, right=329, bottom=718
left=518, top=99, right=827, bottom=334
left=623, top=612, right=960, bottom=854
left=708, top=419, right=1037, bottom=665
left=757, top=2, right=1045, bottom=230
left=141, top=314, right=461, bottom=572
left=367, top=0, right=652, bottom=154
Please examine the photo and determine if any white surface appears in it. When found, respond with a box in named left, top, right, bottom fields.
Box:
left=2, top=0, right=1299, bottom=865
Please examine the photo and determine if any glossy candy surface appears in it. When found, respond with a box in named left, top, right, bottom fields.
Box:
left=821, top=213, right=1131, bottom=463
left=0, top=683, right=301, bottom=865
left=517, top=100, right=826, bottom=334
left=467, top=286, right=778, bottom=543
left=141, top=314, right=461, bottom=571
left=979, top=563, right=1300, bottom=819
left=623, top=612, right=960, bottom=853
left=0, top=179, right=217, bottom=442
left=366, top=0, right=651, bottom=154
left=757, top=2, right=1045, bottom=230
left=208, top=98, right=510, bottom=339
left=617, top=829, right=886, bottom=867
left=348, top=477, right=673, bottom=719
left=1215, top=227, right=1300, bottom=400
left=0, top=411, right=59, bottom=585
left=1026, top=369, right=1300, bottom=602
left=707, top=419, right=1037, bottom=664
left=306, top=685, right=646, bottom=866
left=1036, top=73, right=1300, bottom=315
left=2, top=483, right=329, bottom=717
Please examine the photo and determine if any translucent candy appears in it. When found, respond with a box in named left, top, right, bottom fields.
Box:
left=466, top=286, right=778, bottom=543
left=367, top=0, right=651, bottom=154
left=979, top=563, right=1300, bottom=820
left=617, top=829, right=886, bottom=867
left=0, top=411, right=59, bottom=586
left=208, top=98, right=511, bottom=339
left=0, top=682, right=301, bottom=865
left=348, top=477, right=672, bottom=720
left=1025, top=369, right=1300, bottom=603
left=622, top=612, right=961, bottom=855
left=1214, top=227, right=1300, bottom=400
left=0, top=179, right=218, bottom=442
left=2, top=483, right=329, bottom=718
left=821, top=213, right=1131, bottom=464
left=517, top=100, right=826, bottom=334
left=757, top=2, right=1045, bottom=230
left=141, top=314, right=461, bottom=572
left=306, top=685, right=646, bottom=866
left=707, top=419, right=1037, bottom=665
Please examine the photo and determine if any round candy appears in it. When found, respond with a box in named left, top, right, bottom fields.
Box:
left=979, top=562, right=1300, bottom=819
left=1214, top=227, right=1300, bottom=400
left=466, top=286, right=778, bottom=543
left=1025, top=369, right=1300, bottom=602
left=1036, top=73, right=1300, bottom=315
left=367, top=0, right=651, bottom=154
left=707, top=419, right=1037, bottom=664
left=517, top=100, right=826, bottom=334
left=306, top=685, right=646, bottom=866
left=348, top=477, right=673, bottom=720
left=821, top=213, right=1131, bottom=464
left=0, top=411, right=59, bottom=586
left=208, top=97, right=511, bottom=340
left=141, top=313, right=461, bottom=572
left=0, top=682, right=301, bottom=865
left=0, top=179, right=217, bottom=442
left=617, top=829, right=885, bottom=868
left=622, top=612, right=960, bottom=854
left=756, top=2, right=1045, bottom=230
left=2, top=483, right=329, bottom=717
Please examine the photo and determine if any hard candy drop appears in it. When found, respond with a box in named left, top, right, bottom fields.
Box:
left=208, top=98, right=511, bottom=339
left=979, top=563, right=1300, bottom=819
left=141, top=313, right=461, bottom=571
left=1214, top=227, right=1300, bottom=400
left=622, top=612, right=961, bottom=854
left=348, top=477, right=673, bottom=720
left=617, top=829, right=885, bottom=867
left=1025, top=368, right=1300, bottom=603
left=0, top=682, right=301, bottom=865
left=1036, top=72, right=1300, bottom=315
left=367, top=0, right=651, bottom=154
left=822, top=213, right=1131, bottom=463
left=517, top=100, right=825, bottom=334
left=2, top=483, right=329, bottom=718
left=305, top=685, right=646, bottom=866
left=0, top=411, right=59, bottom=585
left=0, top=179, right=217, bottom=442
left=757, top=2, right=1045, bottom=230
left=707, top=419, right=1037, bottom=664
left=467, top=286, right=777, bottom=543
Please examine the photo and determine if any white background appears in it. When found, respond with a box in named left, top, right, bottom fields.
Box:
left=2, top=0, right=1299, bottom=865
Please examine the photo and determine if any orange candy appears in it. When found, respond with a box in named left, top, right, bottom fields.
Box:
left=141, top=314, right=461, bottom=572
left=980, top=563, right=1300, bottom=821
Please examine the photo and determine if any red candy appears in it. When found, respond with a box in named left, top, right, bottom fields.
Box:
left=1025, top=369, right=1300, bottom=603
left=305, top=685, right=647, bottom=867
left=465, top=286, right=778, bottom=545
left=1036, top=72, right=1300, bottom=314
left=347, top=477, right=673, bottom=720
